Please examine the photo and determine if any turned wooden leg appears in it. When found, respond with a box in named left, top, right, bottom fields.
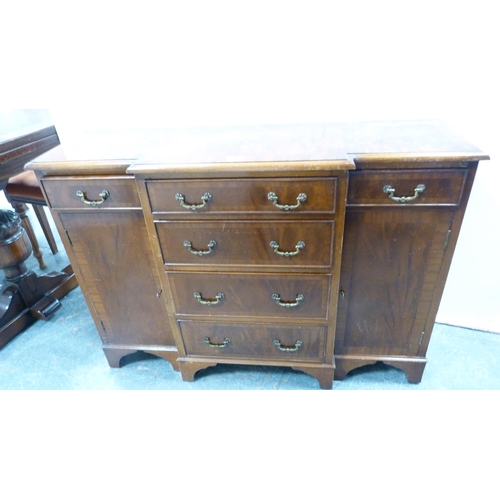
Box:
left=8, top=201, right=46, bottom=269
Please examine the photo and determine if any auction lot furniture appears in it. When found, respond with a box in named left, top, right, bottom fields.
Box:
left=27, top=121, right=488, bottom=388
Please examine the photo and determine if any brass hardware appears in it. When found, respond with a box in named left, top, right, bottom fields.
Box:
left=194, top=291, right=224, bottom=306
left=270, top=240, right=305, bottom=257
left=203, top=337, right=231, bottom=348
left=76, top=189, right=110, bottom=206
left=184, top=240, right=217, bottom=256
left=273, top=339, right=303, bottom=352
left=339, top=289, right=345, bottom=299
left=271, top=293, right=304, bottom=308
left=383, top=184, right=425, bottom=203
left=267, top=192, right=307, bottom=211
left=156, top=289, right=163, bottom=298
left=175, top=192, right=212, bottom=210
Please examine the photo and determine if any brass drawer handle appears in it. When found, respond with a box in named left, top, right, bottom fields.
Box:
left=383, top=184, right=426, bottom=203
left=184, top=240, right=217, bottom=256
left=271, top=293, right=304, bottom=308
left=76, top=189, right=110, bottom=206
left=267, top=192, right=307, bottom=211
left=194, top=291, right=224, bottom=306
left=203, top=337, right=231, bottom=348
left=270, top=240, right=305, bottom=257
left=175, top=192, right=212, bottom=210
left=273, top=339, right=303, bottom=352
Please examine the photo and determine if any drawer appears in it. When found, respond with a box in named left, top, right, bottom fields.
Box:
left=347, top=169, right=467, bottom=206
left=146, top=177, right=337, bottom=215
left=42, top=176, right=141, bottom=209
left=168, top=272, right=331, bottom=319
left=156, top=220, right=335, bottom=270
left=179, top=321, right=326, bottom=362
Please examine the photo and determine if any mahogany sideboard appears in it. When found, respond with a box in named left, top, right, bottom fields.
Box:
left=27, top=121, right=489, bottom=388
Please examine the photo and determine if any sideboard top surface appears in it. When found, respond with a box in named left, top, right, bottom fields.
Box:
left=27, top=120, right=489, bottom=176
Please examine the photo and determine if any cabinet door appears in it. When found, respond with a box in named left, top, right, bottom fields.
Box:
left=335, top=208, right=454, bottom=357
left=58, top=211, right=175, bottom=348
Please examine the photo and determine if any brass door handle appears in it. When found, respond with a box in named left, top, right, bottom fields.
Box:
left=273, top=339, right=303, bottom=352
left=184, top=240, right=217, bottom=256
left=383, top=184, right=425, bottom=203
left=270, top=240, right=305, bottom=257
left=203, top=337, right=231, bottom=348
left=267, top=192, right=307, bottom=211
left=194, top=292, right=224, bottom=306
left=76, top=189, right=110, bottom=206
left=271, top=293, right=304, bottom=308
left=175, top=192, right=212, bottom=210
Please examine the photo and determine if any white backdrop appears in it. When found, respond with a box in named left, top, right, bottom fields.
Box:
left=3, top=0, right=499, bottom=332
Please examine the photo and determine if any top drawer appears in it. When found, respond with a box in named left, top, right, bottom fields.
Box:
left=42, top=176, right=141, bottom=209
left=347, top=169, right=467, bottom=206
left=146, top=177, right=337, bottom=216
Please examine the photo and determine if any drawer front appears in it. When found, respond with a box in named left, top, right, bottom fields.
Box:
left=347, top=169, right=467, bottom=206
left=156, top=221, right=334, bottom=270
left=168, top=272, right=330, bottom=319
left=179, top=321, right=326, bottom=362
left=147, top=177, right=337, bottom=215
left=42, top=176, right=141, bottom=209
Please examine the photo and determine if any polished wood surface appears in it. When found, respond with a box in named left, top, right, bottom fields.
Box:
left=134, top=163, right=346, bottom=387
left=53, top=204, right=177, bottom=367
left=27, top=120, right=489, bottom=387
left=146, top=177, right=337, bottom=215
left=132, top=120, right=489, bottom=168
left=347, top=169, right=467, bottom=206
left=42, top=176, right=142, bottom=209
left=179, top=321, right=327, bottom=362
left=27, top=120, right=489, bottom=174
left=169, top=272, right=331, bottom=319
left=156, top=220, right=335, bottom=271
left=336, top=209, right=455, bottom=354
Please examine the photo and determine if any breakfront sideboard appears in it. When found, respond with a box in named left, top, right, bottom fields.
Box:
left=27, top=121, right=489, bottom=388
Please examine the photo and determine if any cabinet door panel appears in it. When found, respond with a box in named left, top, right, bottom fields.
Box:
left=335, top=208, right=454, bottom=357
left=59, top=211, right=174, bottom=347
